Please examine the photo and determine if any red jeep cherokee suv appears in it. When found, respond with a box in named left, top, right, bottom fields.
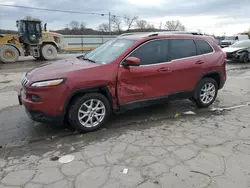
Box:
left=19, top=32, right=226, bottom=133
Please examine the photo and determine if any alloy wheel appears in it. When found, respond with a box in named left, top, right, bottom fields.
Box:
left=78, top=99, right=106, bottom=128
left=200, top=83, right=216, bottom=104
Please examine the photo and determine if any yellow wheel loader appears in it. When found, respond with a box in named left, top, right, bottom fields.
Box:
left=0, top=20, right=66, bottom=63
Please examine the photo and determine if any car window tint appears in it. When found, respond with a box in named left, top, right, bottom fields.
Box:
left=195, top=40, right=213, bottom=55
left=129, top=40, right=167, bottom=65
left=169, top=39, right=196, bottom=60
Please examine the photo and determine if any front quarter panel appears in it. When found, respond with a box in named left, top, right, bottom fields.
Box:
left=64, top=62, right=119, bottom=108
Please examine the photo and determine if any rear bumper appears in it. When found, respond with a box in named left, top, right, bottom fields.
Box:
left=219, top=77, right=226, bottom=89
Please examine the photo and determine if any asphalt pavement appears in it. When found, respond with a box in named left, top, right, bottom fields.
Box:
left=0, top=55, right=250, bottom=188
left=1, top=55, right=249, bottom=147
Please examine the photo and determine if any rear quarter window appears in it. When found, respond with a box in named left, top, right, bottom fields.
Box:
left=195, top=40, right=213, bottom=55
left=169, top=39, right=196, bottom=60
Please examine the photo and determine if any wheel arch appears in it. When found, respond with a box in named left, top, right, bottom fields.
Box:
left=238, top=50, right=249, bottom=53
left=41, top=41, right=59, bottom=51
left=63, top=86, right=113, bottom=115
left=239, top=51, right=249, bottom=62
left=197, top=71, right=222, bottom=89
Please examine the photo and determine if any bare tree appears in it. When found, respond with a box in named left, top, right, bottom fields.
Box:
left=65, top=24, right=70, bottom=32
left=111, top=16, right=122, bottom=33
left=147, top=24, right=155, bottom=29
left=80, top=22, right=86, bottom=30
left=136, top=20, right=148, bottom=30
left=69, top=20, right=80, bottom=30
left=165, top=20, right=186, bottom=31
left=79, top=22, right=86, bottom=34
left=123, top=15, right=138, bottom=31
left=98, top=23, right=109, bottom=32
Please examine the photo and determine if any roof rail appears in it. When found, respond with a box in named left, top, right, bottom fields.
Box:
left=147, top=31, right=203, bottom=37
left=117, top=31, right=203, bottom=38
left=118, top=32, right=152, bottom=37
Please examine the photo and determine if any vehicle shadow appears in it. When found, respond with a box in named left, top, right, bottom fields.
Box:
left=27, top=99, right=197, bottom=143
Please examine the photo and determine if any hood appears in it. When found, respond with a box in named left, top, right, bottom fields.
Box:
left=26, top=57, right=101, bottom=82
left=222, top=47, right=247, bottom=53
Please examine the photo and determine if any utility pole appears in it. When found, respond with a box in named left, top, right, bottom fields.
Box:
left=109, top=12, right=111, bottom=35
left=159, top=22, right=162, bottom=30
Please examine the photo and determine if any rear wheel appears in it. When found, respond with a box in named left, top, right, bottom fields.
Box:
left=192, top=78, right=218, bottom=108
left=68, top=93, right=111, bottom=133
left=239, top=52, right=249, bottom=63
left=41, top=44, right=57, bottom=60
left=0, top=45, right=19, bottom=63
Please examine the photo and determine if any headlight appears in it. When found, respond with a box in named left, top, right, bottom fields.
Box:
left=31, top=79, right=65, bottom=87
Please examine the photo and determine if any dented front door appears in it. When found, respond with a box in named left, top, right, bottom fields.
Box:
left=117, top=39, right=170, bottom=104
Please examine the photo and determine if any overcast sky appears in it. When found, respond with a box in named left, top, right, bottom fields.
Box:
left=0, top=0, right=250, bottom=35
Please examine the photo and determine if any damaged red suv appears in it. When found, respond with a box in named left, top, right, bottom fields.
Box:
left=19, top=32, right=226, bottom=133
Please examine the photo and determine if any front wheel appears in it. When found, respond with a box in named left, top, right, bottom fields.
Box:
left=41, top=44, right=57, bottom=60
left=239, top=52, right=249, bottom=63
left=192, top=78, right=218, bottom=108
left=68, top=93, right=111, bottom=133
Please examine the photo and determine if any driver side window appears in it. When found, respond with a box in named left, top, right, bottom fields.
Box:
left=129, top=40, right=168, bottom=65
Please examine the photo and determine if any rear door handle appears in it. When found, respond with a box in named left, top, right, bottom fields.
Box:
left=157, top=67, right=171, bottom=72
left=196, top=60, right=205, bottom=64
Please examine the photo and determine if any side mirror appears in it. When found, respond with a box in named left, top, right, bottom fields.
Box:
left=122, top=57, right=141, bottom=67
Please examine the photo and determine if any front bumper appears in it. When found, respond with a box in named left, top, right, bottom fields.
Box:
left=226, top=52, right=240, bottom=61
left=25, top=108, right=64, bottom=125
left=18, top=85, right=67, bottom=125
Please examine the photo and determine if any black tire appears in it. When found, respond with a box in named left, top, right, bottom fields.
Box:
left=41, top=44, right=57, bottom=60
left=0, top=45, right=19, bottom=63
left=68, top=93, right=111, bottom=133
left=192, top=78, right=218, bottom=108
left=239, top=52, right=249, bottom=63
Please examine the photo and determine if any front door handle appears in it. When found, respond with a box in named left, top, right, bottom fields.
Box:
left=196, top=60, right=205, bottom=64
left=157, top=67, right=171, bottom=72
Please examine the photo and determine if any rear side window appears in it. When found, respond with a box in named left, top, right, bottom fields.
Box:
left=195, top=40, right=213, bottom=55
left=169, top=39, right=196, bottom=60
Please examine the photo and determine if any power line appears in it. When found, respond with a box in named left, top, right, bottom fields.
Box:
left=0, top=4, right=161, bottom=24
left=0, top=4, right=110, bottom=16
left=0, top=4, right=163, bottom=31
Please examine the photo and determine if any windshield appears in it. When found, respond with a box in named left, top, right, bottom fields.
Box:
left=17, top=21, right=25, bottom=34
left=81, top=38, right=136, bottom=64
left=224, top=36, right=236, bottom=40
left=231, top=40, right=250, bottom=48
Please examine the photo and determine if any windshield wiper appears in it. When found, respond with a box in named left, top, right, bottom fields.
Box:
left=77, top=55, right=96, bottom=63
left=82, top=57, right=96, bottom=63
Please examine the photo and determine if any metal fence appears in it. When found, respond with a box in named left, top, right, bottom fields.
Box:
left=63, top=35, right=117, bottom=53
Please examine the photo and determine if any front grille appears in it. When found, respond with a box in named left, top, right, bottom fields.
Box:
left=21, top=76, right=29, bottom=86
